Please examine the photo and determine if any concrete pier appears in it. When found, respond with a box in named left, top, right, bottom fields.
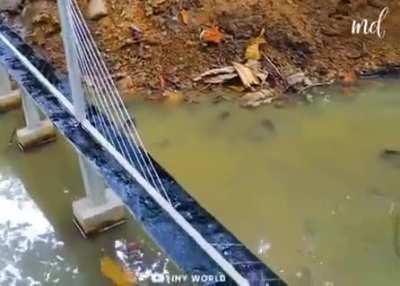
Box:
left=0, top=64, right=20, bottom=112
left=73, top=155, right=126, bottom=235
left=17, top=91, right=56, bottom=150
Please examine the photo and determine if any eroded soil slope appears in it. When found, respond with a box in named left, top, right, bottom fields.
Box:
left=2, top=0, right=400, bottom=100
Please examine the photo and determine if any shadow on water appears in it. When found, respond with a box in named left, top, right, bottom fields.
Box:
left=394, top=208, right=400, bottom=259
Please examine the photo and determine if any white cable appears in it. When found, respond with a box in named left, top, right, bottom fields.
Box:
left=68, top=0, right=170, bottom=200
left=68, top=0, right=171, bottom=203
left=68, top=4, right=156, bottom=193
left=72, top=26, right=137, bottom=168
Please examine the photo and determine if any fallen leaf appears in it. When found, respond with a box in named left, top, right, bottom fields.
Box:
left=194, top=66, right=236, bottom=81
left=203, top=73, right=238, bottom=84
left=180, top=9, right=189, bottom=25
left=245, top=60, right=268, bottom=83
left=101, top=256, right=136, bottom=286
left=232, top=62, right=260, bottom=88
left=200, top=26, right=224, bottom=44
left=245, top=34, right=266, bottom=61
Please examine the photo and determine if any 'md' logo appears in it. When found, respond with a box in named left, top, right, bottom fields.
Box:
left=351, top=7, right=389, bottom=39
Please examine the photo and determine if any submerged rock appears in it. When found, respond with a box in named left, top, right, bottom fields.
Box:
left=381, top=149, right=400, bottom=168
left=218, top=111, right=230, bottom=121
left=260, top=119, right=276, bottom=133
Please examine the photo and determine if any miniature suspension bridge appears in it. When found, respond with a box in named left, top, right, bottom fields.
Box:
left=0, top=1, right=286, bottom=285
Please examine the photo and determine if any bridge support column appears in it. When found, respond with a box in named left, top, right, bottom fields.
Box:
left=16, top=90, right=56, bottom=150
left=0, top=64, right=21, bottom=112
left=73, top=155, right=126, bottom=235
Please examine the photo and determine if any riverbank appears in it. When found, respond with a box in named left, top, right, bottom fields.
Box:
left=1, top=0, right=400, bottom=106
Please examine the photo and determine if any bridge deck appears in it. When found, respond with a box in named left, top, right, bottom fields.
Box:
left=0, top=24, right=286, bottom=286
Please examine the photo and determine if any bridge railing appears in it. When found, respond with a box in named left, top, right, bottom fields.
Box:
left=0, top=1, right=252, bottom=284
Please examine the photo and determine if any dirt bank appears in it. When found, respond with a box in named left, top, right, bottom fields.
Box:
left=2, top=0, right=400, bottom=104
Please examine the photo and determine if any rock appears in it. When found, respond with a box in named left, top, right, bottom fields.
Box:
left=0, top=0, right=22, bottom=12
left=287, top=72, right=311, bottom=88
left=116, top=75, right=135, bottom=99
left=87, top=0, right=108, bottom=20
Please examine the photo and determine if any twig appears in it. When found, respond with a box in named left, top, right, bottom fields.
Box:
left=298, top=79, right=335, bottom=94
left=263, top=54, right=286, bottom=85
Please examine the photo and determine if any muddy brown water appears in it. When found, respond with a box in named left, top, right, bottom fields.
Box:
left=0, top=112, right=176, bottom=285
left=130, top=79, right=400, bottom=286
left=0, top=78, right=400, bottom=285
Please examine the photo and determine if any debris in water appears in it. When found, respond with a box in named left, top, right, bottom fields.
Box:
left=257, top=239, right=271, bottom=255
left=380, top=149, right=400, bottom=168
left=240, top=89, right=274, bottom=108
left=101, top=256, right=137, bottom=286
left=218, top=111, right=231, bottom=120
left=260, top=119, right=276, bottom=133
left=296, top=266, right=314, bottom=286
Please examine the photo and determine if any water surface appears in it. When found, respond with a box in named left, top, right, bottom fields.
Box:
left=131, top=79, right=400, bottom=286
left=0, top=111, right=174, bottom=285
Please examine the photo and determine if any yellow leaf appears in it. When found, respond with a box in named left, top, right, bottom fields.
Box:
left=101, top=256, right=136, bottom=286
left=180, top=9, right=189, bottom=25
left=245, top=31, right=266, bottom=61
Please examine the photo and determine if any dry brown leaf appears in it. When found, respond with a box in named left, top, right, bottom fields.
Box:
left=194, top=66, right=236, bottom=81
left=180, top=9, right=189, bottom=25
left=200, top=26, right=224, bottom=44
left=232, top=62, right=260, bottom=88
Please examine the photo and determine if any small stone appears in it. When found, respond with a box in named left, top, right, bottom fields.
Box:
left=87, top=0, right=108, bottom=20
left=0, top=0, right=22, bottom=12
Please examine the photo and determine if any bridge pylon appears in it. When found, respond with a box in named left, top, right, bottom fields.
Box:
left=57, top=0, right=127, bottom=235
left=73, top=154, right=126, bottom=236
left=16, top=89, right=56, bottom=150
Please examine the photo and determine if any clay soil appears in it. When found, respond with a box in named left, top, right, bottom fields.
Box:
left=3, top=0, right=400, bottom=99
